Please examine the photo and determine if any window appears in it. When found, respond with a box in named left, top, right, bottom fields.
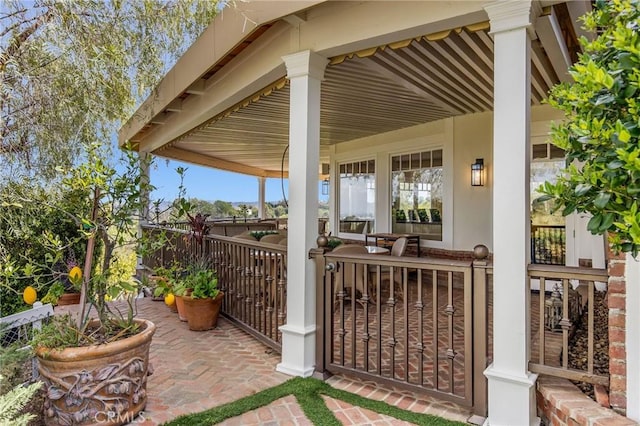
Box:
left=531, top=142, right=566, bottom=226
left=391, top=149, right=443, bottom=241
left=338, top=160, right=375, bottom=234
left=531, top=144, right=566, bottom=265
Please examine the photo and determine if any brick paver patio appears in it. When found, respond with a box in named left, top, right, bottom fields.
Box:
left=57, top=297, right=471, bottom=425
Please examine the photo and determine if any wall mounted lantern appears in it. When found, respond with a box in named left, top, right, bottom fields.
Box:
left=322, top=178, right=329, bottom=195
left=471, top=158, right=484, bottom=186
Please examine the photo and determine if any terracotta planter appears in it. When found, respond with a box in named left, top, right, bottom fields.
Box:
left=182, top=292, right=224, bottom=331
left=174, top=289, right=192, bottom=321
left=167, top=300, right=178, bottom=313
left=36, top=319, right=156, bottom=426
left=175, top=295, right=187, bottom=321
left=57, top=292, right=81, bottom=306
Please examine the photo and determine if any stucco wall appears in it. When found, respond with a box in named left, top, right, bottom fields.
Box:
left=330, top=105, right=565, bottom=254
left=452, top=112, right=493, bottom=251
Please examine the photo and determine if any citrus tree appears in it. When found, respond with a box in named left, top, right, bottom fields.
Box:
left=541, top=0, right=640, bottom=256
left=0, top=184, right=89, bottom=316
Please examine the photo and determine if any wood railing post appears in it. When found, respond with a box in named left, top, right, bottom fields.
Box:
left=310, top=245, right=328, bottom=378
left=471, top=244, right=489, bottom=422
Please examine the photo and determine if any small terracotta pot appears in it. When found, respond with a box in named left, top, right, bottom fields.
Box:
left=57, top=293, right=81, bottom=306
left=182, top=292, right=224, bottom=331
left=175, top=295, right=187, bottom=321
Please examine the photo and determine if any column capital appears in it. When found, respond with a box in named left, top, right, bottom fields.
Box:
left=484, top=0, right=540, bottom=35
left=282, top=50, right=329, bottom=81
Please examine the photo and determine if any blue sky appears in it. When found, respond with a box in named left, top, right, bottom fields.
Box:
left=150, top=159, right=291, bottom=203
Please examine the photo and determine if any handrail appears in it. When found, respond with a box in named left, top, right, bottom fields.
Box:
left=528, top=263, right=607, bottom=281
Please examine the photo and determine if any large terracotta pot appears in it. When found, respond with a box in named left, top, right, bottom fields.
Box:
left=57, top=292, right=81, bottom=306
left=182, top=292, right=224, bottom=331
left=36, top=319, right=156, bottom=426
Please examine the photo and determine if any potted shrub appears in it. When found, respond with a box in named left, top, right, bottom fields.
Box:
left=181, top=262, right=223, bottom=331
left=27, top=147, right=160, bottom=426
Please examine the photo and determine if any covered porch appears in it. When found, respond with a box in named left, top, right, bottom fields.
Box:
left=120, top=1, right=625, bottom=424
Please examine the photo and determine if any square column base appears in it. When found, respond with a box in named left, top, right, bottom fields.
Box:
left=484, top=363, right=539, bottom=426
left=276, top=324, right=316, bottom=377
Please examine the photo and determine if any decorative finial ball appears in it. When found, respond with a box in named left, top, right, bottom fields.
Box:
left=317, top=234, right=328, bottom=248
left=473, top=244, right=489, bottom=260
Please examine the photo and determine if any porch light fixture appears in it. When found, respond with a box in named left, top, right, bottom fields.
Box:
left=471, top=158, right=484, bottom=186
left=322, top=178, right=329, bottom=195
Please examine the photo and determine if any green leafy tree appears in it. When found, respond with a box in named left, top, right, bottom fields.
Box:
left=0, top=184, right=88, bottom=316
left=213, top=200, right=237, bottom=218
left=541, top=0, right=640, bottom=255
left=0, top=0, right=218, bottom=179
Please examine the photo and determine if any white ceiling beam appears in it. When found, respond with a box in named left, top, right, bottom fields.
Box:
left=185, top=79, right=207, bottom=96
left=282, top=12, right=306, bottom=26
left=158, top=146, right=271, bottom=177
left=535, top=9, right=572, bottom=83
left=165, top=99, right=183, bottom=113
left=566, top=1, right=593, bottom=43
left=150, top=112, right=171, bottom=125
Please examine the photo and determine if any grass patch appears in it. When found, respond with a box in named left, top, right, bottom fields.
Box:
left=164, top=377, right=466, bottom=426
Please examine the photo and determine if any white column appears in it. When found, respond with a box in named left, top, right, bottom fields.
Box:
left=258, top=177, right=266, bottom=219
left=483, top=2, right=538, bottom=425
left=277, top=50, right=328, bottom=377
left=626, top=254, right=640, bottom=422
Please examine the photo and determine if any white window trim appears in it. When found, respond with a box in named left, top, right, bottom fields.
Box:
left=331, top=132, right=453, bottom=250
left=333, top=154, right=377, bottom=240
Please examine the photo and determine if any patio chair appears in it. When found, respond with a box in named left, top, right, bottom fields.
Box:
left=331, top=244, right=369, bottom=309
left=371, top=237, right=408, bottom=301
left=260, top=233, right=284, bottom=244
left=233, top=231, right=258, bottom=241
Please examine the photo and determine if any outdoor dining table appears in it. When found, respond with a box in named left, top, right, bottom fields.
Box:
left=365, top=246, right=390, bottom=255
left=365, top=232, right=420, bottom=256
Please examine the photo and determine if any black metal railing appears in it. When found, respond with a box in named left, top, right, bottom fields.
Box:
left=531, top=225, right=566, bottom=265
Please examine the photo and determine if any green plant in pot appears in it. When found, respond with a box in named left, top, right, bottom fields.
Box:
left=27, top=146, right=159, bottom=426
left=151, top=264, right=181, bottom=311
left=181, top=260, right=223, bottom=331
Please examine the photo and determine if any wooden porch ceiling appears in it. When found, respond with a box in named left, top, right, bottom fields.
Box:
left=155, top=23, right=565, bottom=177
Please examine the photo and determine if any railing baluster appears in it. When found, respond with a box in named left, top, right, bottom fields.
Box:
left=351, top=261, right=357, bottom=369
left=539, top=277, right=546, bottom=364
left=389, top=265, right=396, bottom=379
left=588, top=281, right=594, bottom=375
left=562, top=278, right=570, bottom=368
left=404, top=267, right=409, bottom=383
left=416, top=269, right=424, bottom=386
left=432, top=269, right=438, bottom=390
left=363, top=260, right=370, bottom=373
left=376, top=264, right=382, bottom=376
left=446, top=271, right=454, bottom=394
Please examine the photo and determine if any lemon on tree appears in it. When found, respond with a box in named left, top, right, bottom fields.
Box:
left=23, top=286, right=37, bottom=305
left=68, top=266, right=83, bottom=286
left=164, top=293, right=175, bottom=306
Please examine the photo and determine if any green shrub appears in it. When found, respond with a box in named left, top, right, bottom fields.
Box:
left=541, top=0, right=640, bottom=255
